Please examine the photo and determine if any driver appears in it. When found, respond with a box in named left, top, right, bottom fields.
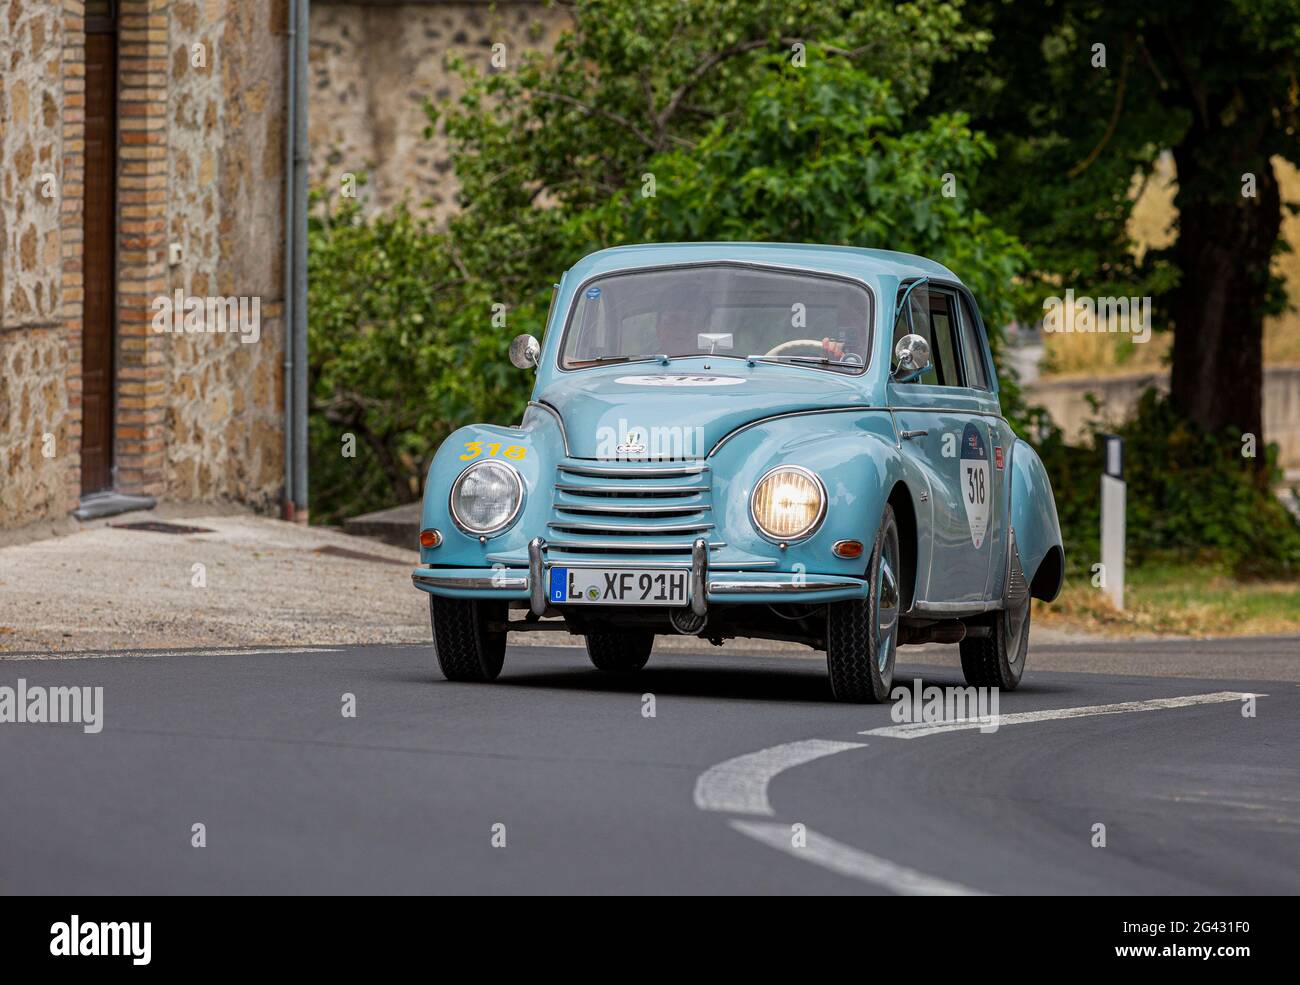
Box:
left=655, top=296, right=709, bottom=355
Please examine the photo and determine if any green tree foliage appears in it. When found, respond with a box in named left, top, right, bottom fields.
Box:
left=307, top=194, right=539, bottom=521
left=933, top=0, right=1300, bottom=458
left=310, top=0, right=1029, bottom=523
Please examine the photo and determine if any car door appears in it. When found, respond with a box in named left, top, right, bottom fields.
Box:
left=887, top=282, right=997, bottom=606
left=952, top=291, right=1012, bottom=601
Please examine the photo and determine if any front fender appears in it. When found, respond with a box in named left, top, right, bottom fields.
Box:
left=418, top=404, right=565, bottom=567
left=707, top=411, right=911, bottom=578
left=1008, top=438, right=1064, bottom=601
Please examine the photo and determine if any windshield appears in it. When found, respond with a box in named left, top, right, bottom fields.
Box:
left=559, top=264, right=872, bottom=373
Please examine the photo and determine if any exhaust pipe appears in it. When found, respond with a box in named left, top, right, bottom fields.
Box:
left=901, top=620, right=967, bottom=645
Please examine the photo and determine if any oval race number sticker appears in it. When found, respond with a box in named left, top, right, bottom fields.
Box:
left=614, top=375, right=745, bottom=387
left=959, top=422, right=990, bottom=550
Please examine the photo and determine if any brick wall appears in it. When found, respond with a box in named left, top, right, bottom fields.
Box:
left=116, top=0, right=169, bottom=497
left=61, top=0, right=86, bottom=511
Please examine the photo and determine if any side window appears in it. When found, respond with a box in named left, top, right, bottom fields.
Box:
left=891, top=284, right=962, bottom=386
left=957, top=295, right=990, bottom=390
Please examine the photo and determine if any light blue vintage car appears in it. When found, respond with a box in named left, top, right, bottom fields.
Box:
left=411, top=243, right=1063, bottom=702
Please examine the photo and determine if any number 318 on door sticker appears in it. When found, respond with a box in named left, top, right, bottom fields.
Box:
left=459, top=441, right=526, bottom=461
left=959, top=423, right=990, bottom=549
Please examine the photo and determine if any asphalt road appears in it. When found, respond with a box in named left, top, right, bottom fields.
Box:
left=1, top=638, right=1297, bottom=894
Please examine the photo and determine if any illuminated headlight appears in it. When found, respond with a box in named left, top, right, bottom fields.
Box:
left=750, top=466, right=826, bottom=542
left=449, top=460, right=523, bottom=536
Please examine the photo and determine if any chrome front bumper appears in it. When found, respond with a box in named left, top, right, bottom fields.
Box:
left=412, top=537, right=867, bottom=612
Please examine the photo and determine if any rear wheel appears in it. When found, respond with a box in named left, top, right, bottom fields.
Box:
left=429, top=595, right=507, bottom=682
left=585, top=630, right=654, bottom=672
left=826, top=505, right=900, bottom=703
left=960, top=596, right=1030, bottom=690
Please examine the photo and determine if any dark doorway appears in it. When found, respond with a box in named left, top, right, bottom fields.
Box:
left=81, top=3, right=117, bottom=494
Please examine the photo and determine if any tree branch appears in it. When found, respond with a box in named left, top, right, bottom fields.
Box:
left=532, top=89, right=657, bottom=150
left=1067, top=38, right=1132, bottom=179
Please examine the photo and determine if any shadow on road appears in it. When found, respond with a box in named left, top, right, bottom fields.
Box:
left=380, top=654, right=1077, bottom=704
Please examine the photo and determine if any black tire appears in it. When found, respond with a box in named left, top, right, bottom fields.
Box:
left=429, top=595, right=507, bottom=682
left=826, top=505, right=901, bottom=703
left=585, top=630, right=654, bottom=672
left=960, top=599, right=1030, bottom=690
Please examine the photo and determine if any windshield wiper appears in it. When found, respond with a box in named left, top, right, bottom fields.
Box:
left=747, top=355, right=863, bottom=370
left=570, top=355, right=648, bottom=366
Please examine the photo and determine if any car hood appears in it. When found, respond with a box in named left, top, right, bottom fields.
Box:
left=536, top=361, right=870, bottom=459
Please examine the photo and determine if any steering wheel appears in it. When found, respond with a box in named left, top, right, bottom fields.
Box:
left=764, top=339, right=828, bottom=358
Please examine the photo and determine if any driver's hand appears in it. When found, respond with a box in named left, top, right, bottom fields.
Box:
left=821, top=338, right=845, bottom=359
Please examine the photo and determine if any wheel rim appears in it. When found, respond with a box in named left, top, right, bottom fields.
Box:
left=876, top=537, right=900, bottom=672
left=1005, top=595, right=1030, bottom=665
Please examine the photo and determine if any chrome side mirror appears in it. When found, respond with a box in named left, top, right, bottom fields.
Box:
left=892, top=333, right=932, bottom=382
left=509, top=334, right=540, bottom=369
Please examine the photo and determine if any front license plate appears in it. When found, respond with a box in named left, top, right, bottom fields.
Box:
left=548, top=567, right=688, bottom=606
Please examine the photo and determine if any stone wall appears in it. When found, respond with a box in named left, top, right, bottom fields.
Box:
left=0, top=0, right=76, bottom=526
left=162, top=0, right=286, bottom=507
left=1026, top=367, right=1300, bottom=469
left=308, top=0, right=569, bottom=223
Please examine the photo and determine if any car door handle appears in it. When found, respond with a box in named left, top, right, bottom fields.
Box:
left=900, top=429, right=928, bottom=440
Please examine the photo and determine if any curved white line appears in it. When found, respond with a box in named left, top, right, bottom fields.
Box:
left=730, top=821, right=985, bottom=896
left=693, top=739, right=866, bottom=816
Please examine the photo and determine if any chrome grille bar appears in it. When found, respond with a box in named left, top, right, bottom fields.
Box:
left=546, top=539, right=726, bottom=553
left=559, top=462, right=707, bottom=478
left=548, top=520, right=714, bottom=535
left=555, top=502, right=709, bottom=516
left=555, top=482, right=709, bottom=496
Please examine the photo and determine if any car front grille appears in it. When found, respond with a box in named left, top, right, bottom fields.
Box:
left=547, top=459, right=721, bottom=560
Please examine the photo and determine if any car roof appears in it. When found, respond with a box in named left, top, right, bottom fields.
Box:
left=565, top=242, right=960, bottom=286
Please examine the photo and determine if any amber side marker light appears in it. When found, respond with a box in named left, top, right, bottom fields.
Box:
left=832, top=540, right=863, bottom=559
left=419, top=528, right=442, bottom=548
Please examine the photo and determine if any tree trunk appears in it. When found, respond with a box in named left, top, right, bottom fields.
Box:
left=1168, top=143, right=1280, bottom=474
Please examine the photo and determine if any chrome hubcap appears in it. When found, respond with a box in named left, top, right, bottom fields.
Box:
left=1005, top=596, right=1030, bottom=665
left=876, top=543, right=900, bottom=672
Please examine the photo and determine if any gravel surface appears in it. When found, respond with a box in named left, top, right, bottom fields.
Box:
left=0, top=513, right=426, bottom=653
left=0, top=509, right=1096, bottom=656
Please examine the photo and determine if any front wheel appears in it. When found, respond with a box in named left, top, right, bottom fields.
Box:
left=429, top=595, right=507, bottom=682
left=826, top=504, right=901, bottom=703
left=585, top=630, right=654, bottom=672
left=959, top=596, right=1030, bottom=690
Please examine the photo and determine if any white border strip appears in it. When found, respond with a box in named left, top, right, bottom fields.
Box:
left=860, top=691, right=1265, bottom=740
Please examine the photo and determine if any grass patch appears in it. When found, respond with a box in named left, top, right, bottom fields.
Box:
left=1038, top=561, right=1300, bottom=637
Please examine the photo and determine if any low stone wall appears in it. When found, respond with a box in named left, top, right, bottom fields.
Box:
left=1026, top=366, right=1300, bottom=467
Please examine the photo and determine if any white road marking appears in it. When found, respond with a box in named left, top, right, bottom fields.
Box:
left=0, top=646, right=344, bottom=662
left=861, top=690, right=1265, bottom=739
left=730, top=820, right=985, bottom=896
left=693, top=739, right=866, bottom=816
left=696, top=689, right=1269, bottom=893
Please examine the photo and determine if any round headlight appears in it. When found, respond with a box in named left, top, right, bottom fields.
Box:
left=450, top=460, right=523, bottom=536
left=750, top=466, right=826, bottom=542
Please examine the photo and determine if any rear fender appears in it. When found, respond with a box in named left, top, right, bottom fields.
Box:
left=1008, top=438, right=1064, bottom=601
